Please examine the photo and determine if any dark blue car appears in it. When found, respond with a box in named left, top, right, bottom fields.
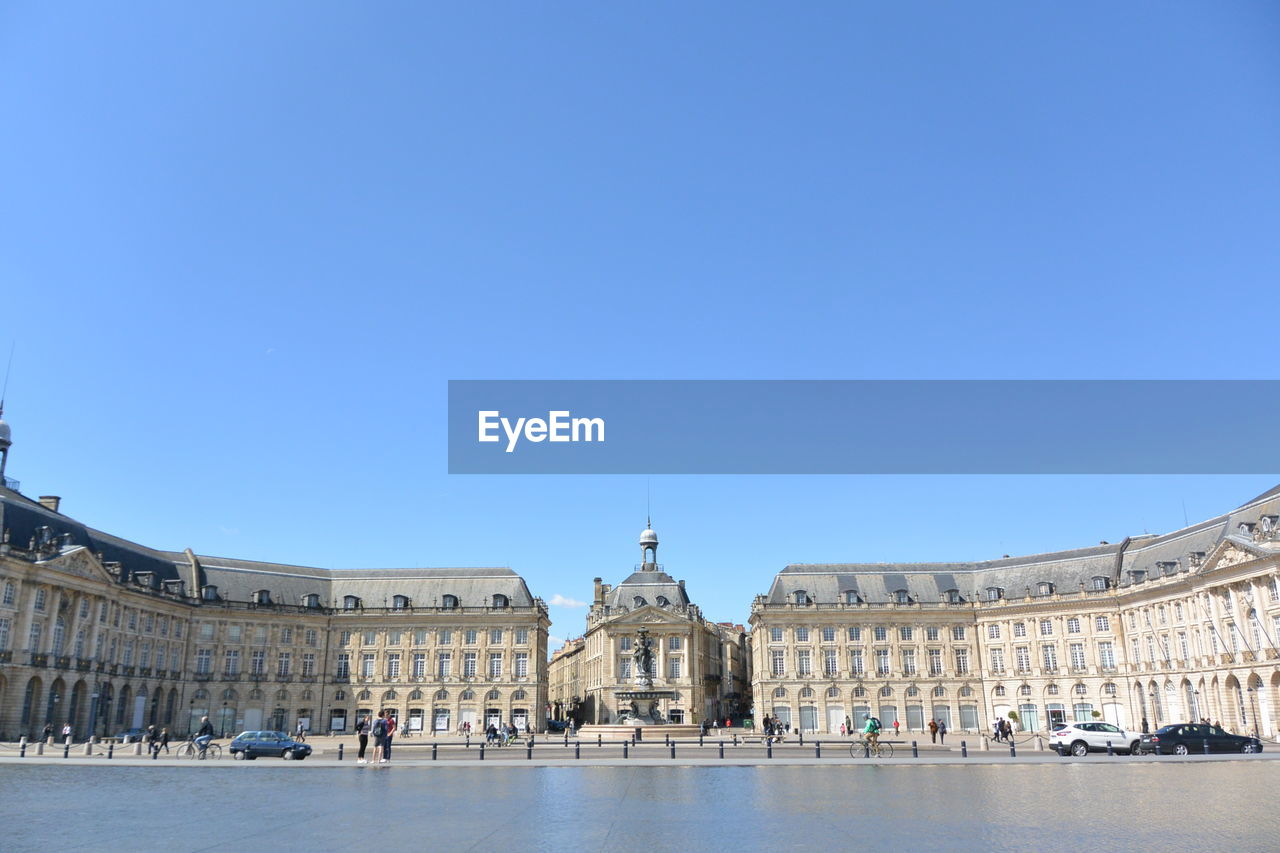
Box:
left=229, top=730, right=313, bottom=760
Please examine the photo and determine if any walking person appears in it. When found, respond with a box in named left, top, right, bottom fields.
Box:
left=295, top=720, right=306, bottom=743
left=160, top=727, right=170, bottom=754
left=928, top=719, right=939, bottom=744
left=893, top=719, right=900, bottom=738
left=382, top=712, right=396, bottom=763
left=355, top=715, right=370, bottom=764
left=937, top=719, right=947, bottom=744
left=372, top=711, right=387, bottom=764
left=61, top=723, right=73, bottom=742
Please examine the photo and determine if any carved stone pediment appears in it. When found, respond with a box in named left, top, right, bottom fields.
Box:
left=1202, top=540, right=1265, bottom=574
left=45, top=547, right=114, bottom=583
left=604, top=606, right=692, bottom=629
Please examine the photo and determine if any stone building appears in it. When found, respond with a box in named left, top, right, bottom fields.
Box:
left=0, top=418, right=549, bottom=739
left=552, top=522, right=749, bottom=726
left=750, top=487, right=1280, bottom=739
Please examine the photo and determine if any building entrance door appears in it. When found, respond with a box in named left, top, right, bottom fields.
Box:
left=827, top=706, right=844, bottom=734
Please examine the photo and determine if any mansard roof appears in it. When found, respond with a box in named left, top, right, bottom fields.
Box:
left=604, top=567, right=691, bottom=610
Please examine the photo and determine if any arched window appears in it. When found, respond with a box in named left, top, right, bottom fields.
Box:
left=906, top=686, right=920, bottom=697
left=434, top=690, right=449, bottom=701
left=793, top=590, right=810, bottom=605
left=1074, top=683, right=1088, bottom=695
left=358, top=690, right=372, bottom=700
left=879, top=686, right=893, bottom=697
left=301, top=690, right=313, bottom=701
left=254, top=590, right=272, bottom=605
left=441, top=595, right=459, bottom=610
left=773, top=687, right=787, bottom=699
left=994, top=685, right=1007, bottom=697
left=409, top=689, right=423, bottom=701
left=656, top=596, right=670, bottom=607
left=486, top=689, right=501, bottom=701
left=1037, top=582, right=1055, bottom=596
left=1019, top=685, right=1032, bottom=696
left=800, top=687, right=814, bottom=698
left=827, top=687, right=840, bottom=698
left=276, top=689, right=289, bottom=701
left=460, top=689, right=475, bottom=701
left=1090, top=576, right=1110, bottom=591
left=986, top=587, right=1005, bottom=602
left=222, top=688, right=237, bottom=701
left=303, top=593, right=321, bottom=609
left=343, top=595, right=361, bottom=610
left=959, top=686, right=973, bottom=697
left=250, top=689, right=264, bottom=700
left=943, top=589, right=962, bottom=604
left=491, top=594, right=509, bottom=608
left=932, top=686, right=946, bottom=697
left=1046, top=684, right=1059, bottom=695
left=333, top=690, right=346, bottom=701
left=633, top=596, right=647, bottom=608
left=201, top=585, right=219, bottom=601
left=512, top=689, right=527, bottom=701
left=893, top=589, right=910, bottom=605
left=853, top=687, right=866, bottom=698
left=844, top=590, right=861, bottom=604
left=392, top=595, right=410, bottom=610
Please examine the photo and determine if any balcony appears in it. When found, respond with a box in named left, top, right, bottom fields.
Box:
left=29, top=653, right=49, bottom=667
left=300, top=675, right=318, bottom=683
left=194, top=672, right=213, bottom=681
left=54, top=655, right=72, bottom=669
left=332, top=676, right=350, bottom=684
left=75, top=658, right=92, bottom=671
left=0, top=650, right=12, bottom=663
left=275, top=674, right=293, bottom=683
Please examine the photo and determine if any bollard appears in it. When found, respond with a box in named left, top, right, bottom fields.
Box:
left=150, top=745, right=156, bottom=760
left=699, top=734, right=704, bottom=747
left=19, top=742, right=26, bottom=758
left=564, top=731, right=569, bottom=746
left=1055, top=742, right=1065, bottom=757
left=623, top=741, right=628, bottom=759
left=1010, top=741, right=1016, bottom=758
left=597, top=734, right=602, bottom=748
left=799, top=731, right=804, bottom=747
left=36, top=742, right=44, bottom=756
left=912, top=740, right=919, bottom=758
left=479, top=743, right=485, bottom=761
left=133, top=741, right=142, bottom=756
left=1106, top=740, right=1113, bottom=756
left=961, top=740, right=968, bottom=758
left=108, top=743, right=114, bottom=759
left=527, top=743, right=533, bottom=760
left=1203, top=739, right=1210, bottom=755
left=83, top=741, right=93, bottom=756
left=864, top=742, right=870, bottom=758
left=767, top=742, right=773, bottom=759
left=575, top=742, right=581, bottom=760
left=719, top=741, right=724, bottom=759
left=733, top=734, right=738, bottom=747
left=665, top=734, right=670, bottom=746
left=338, top=743, right=344, bottom=761
left=432, top=743, right=438, bottom=760
left=815, top=741, right=821, bottom=759
left=466, top=734, right=471, bottom=749
left=670, top=743, right=675, bottom=760
left=1036, top=735, right=1045, bottom=752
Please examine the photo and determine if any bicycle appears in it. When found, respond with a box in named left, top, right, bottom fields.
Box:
left=176, top=738, right=222, bottom=760
left=849, top=737, right=894, bottom=759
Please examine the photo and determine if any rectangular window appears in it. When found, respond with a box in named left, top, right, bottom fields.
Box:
left=437, top=652, right=452, bottom=678
left=414, top=629, right=429, bottom=646
left=0, top=617, right=9, bottom=650
left=1131, top=637, right=1142, bottom=662
left=439, top=629, right=453, bottom=645
left=339, top=631, right=352, bottom=646
left=363, top=631, right=376, bottom=646
left=302, top=652, right=316, bottom=676
left=823, top=648, right=838, bottom=675
left=797, top=649, right=812, bottom=676
left=361, top=653, right=376, bottom=677
left=515, top=652, right=528, bottom=678
left=336, top=653, right=350, bottom=679
left=901, top=649, right=916, bottom=676
left=3, top=583, right=15, bottom=606
left=145, top=613, right=154, bottom=633
left=1013, top=623, right=1027, bottom=638
left=925, top=626, right=940, bottom=641
left=413, top=653, right=426, bottom=678
left=99, top=601, right=107, bottom=623
left=899, top=627, right=913, bottom=641
left=876, top=648, right=891, bottom=676
left=847, top=627, right=862, bottom=642
left=281, top=627, right=293, bottom=644
left=1015, top=646, right=1031, bottom=672
left=464, top=652, right=477, bottom=677
left=490, top=629, right=503, bottom=644
left=1041, top=644, right=1058, bottom=670
left=796, top=628, right=810, bottom=643
left=171, top=648, right=181, bottom=672
left=952, top=626, right=966, bottom=641
left=199, top=623, right=215, bottom=642
left=159, top=616, right=168, bottom=637
left=620, top=636, right=632, bottom=651
left=387, top=630, right=402, bottom=646
left=488, top=652, right=502, bottom=678
left=1069, top=643, right=1086, bottom=670
left=987, top=624, right=1001, bottom=640
left=1178, top=633, right=1189, bottom=660
left=954, top=648, right=970, bottom=675
left=669, top=657, right=682, bottom=679
left=1039, top=619, right=1053, bottom=636
left=277, top=652, right=292, bottom=677
left=1066, top=618, right=1081, bottom=634
left=223, top=649, right=239, bottom=675
left=34, top=588, right=46, bottom=611
left=1094, top=616, right=1110, bottom=632
left=873, top=627, right=888, bottom=642
left=850, top=649, right=864, bottom=676
left=122, top=641, right=134, bottom=666
left=989, top=648, right=1005, bottom=674
left=668, top=636, right=682, bottom=651
left=387, top=653, right=401, bottom=679
left=770, top=627, right=783, bottom=643
left=465, top=630, right=478, bottom=645
left=1098, top=642, right=1115, bottom=669
left=928, top=648, right=943, bottom=676
left=620, top=657, right=632, bottom=680
left=196, top=648, right=212, bottom=674
left=1175, top=602, right=1185, bottom=621
left=305, top=629, right=318, bottom=647
left=770, top=650, right=785, bottom=676
left=822, top=627, right=836, bottom=643
left=515, top=628, right=529, bottom=645
left=227, top=624, right=242, bottom=643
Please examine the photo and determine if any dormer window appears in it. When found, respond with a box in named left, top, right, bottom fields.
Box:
left=1127, top=570, right=1146, bottom=584
left=343, top=595, right=361, bottom=610
left=985, top=587, right=1004, bottom=602
left=656, top=596, right=670, bottom=607
left=303, top=593, right=321, bottom=609
left=253, top=590, right=272, bottom=605
left=943, top=589, right=962, bottom=604
left=133, top=571, right=155, bottom=589
left=1189, top=552, right=1206, bottom=568
left=441, top=594, right=459, bottom=610
left=1239, top=522, right=1256, bottom=535
left=794, top=590, right=810, bottom=605
left=491, top=594, right=509, bottom=608
left=633, top=596, right=647, bottom=608
left=892, top=589, right=910, bottom=605
left=1090, top=576, right=1110, bottom=591
left=392, top=595, right=410, bottom=610
left=1156, top=561, right=1178, bottom=576
left=844, top=590, right=861, bottom=604
left=1037, top=582, right=1055, bottom=596
left=201, top=585, right=219, bottom=601
left=162, top=579, right=185, bottom=596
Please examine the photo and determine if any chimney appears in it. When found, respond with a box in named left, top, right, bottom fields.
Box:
left=593, top=577, right=603, bottom=605
left=38, top=495, right=61, bottom=513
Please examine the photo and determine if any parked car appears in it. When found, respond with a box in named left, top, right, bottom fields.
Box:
left=113, top=728, right=147, bottom=743
left=1049, top=721, right=1140, bottom=756
left=1136, top=723, right=1263, bottom=755
left=229, top=730, right=313, bottom=760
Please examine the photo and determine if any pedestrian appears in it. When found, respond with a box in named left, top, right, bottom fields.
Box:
left=372, top=711, right=387, bottom=764
left=1141, top=717, right=1149, bottom=734
left=160, top=727, right=170, bottom=754
left=840, top=722, right=847, bottom=737
left=356, top=715, right=370, bottom=764
left=146, top=724, right=159, bottom=756
left=893, top=719, right=900, bottom=737
left=295, top=720, right=306, bottom=742
left=43, top=722, right=53, bottom=742
left=845, top=715, right=852, bottom=737
left=993, top=718, right=1002, bottom=742
left=382, top=713, right=397, bottom=763
left=725, top=717, right=731, bottom=729
left=928, top=719, right=939, bottom=743
left=61, top=723, right=73, bottom=742
left=937, top=719, right=947, bottom=744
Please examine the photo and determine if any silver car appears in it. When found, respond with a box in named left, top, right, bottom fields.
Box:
left=1049, top=721, right=1140, bottom=756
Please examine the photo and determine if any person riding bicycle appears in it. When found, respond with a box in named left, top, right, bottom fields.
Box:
left=194, top=716, right=215, bottom=755
left=862, top=714, right=882, bottom=749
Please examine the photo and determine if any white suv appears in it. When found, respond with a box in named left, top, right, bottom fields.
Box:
left=1049, top=721, right=1140, bottom=756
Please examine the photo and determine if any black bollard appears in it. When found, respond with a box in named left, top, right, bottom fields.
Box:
left=479, top=743, right=485, bottom=761
left=767, top=742, right=773, bottom=759
left=338, top=743, right=344, bottom=761
left=665, top=733, right=670, bottom=746
left=1010, top=741, right=1016, bottom=758
left=864, top=742, right=870, bottom=758
left=575, top=742, right=581, bottom=760
left=108, top=743, right=114, bottom=760
left=733, top=734, right=738, bottom=747
left=815, top=741, right=821, bottom=759
left=527, top=743, right=533, bottom=760
left=912, top=740, right=919, bottom=758
left=597, top=733, right=602, bottom=748
left=19, top=742, right=26, bottom=758
left=466, top=734, right=471, bottom=749
left=699, top=734, right=704, bottom=747
left=150, top=745, right=156, bottom=760
left=961, top=740, right=968, bottom=758
left=623, top=741, right=629, bottom=759
left=670, top=743, right=675, bottom=760
left=799, top=731, right=804, bottom=746
left=719, top=740, right=724, bottom=759
left=432, top=743, right=438, bottom=761
left=1203, top=739, right=1210, bottom=755
left=1106, top=740, right=1113, bottom=756
left=564, top=731, right=569, bottom=746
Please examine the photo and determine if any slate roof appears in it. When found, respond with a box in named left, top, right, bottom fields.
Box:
left=604, top=567, right=691, bottom=609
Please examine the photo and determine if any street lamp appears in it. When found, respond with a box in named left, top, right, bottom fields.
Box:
left=221, top=701, right=228, bottom=738
left=1192, top=689, right=1201, bottom=723
left=1247, top=687, right=1259, bottom=739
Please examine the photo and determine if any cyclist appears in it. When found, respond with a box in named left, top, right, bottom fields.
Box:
left=862, top=714, right=882, bottom=750
left=194, top=716, right=216, bottom=756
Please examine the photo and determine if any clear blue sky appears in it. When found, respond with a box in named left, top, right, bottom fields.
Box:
left=2, top=3, right=1278, bottom=647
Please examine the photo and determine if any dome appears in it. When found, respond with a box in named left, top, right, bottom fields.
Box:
left=639, top=526, right=658, bottom=545
left=0, top=417, right=10, bottom=446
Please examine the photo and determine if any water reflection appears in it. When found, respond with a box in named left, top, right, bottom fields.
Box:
left=1, top=762, right=1274, bottom=851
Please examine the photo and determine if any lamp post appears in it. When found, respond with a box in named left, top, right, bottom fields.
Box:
left=1247, top=687, right=1259, bottom=739
left=221, top=701, right=229, bottom=738
left=1148, top=689, right=1158, bottom=727
left=1193, top=689, right=1201, bottom=723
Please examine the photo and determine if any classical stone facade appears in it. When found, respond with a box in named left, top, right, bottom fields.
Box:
left=0, top=430, right=549, bottom=739
left=550, top=524, right=749, bottom=726
left=750, top=487, right=1280, bottom=739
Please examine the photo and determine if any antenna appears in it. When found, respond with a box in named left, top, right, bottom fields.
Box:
left=646, top=478, right=651, bottom=527
left=1181, top=498, right=1189, bottom=528
left=0, top=341, right=13, bottom=416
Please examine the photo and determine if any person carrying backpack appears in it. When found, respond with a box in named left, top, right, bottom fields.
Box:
left=862, top=714, right=882, bottom=749
left=372, top=711, right=388, bottom=764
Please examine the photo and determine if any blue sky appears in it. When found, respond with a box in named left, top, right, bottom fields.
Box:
left=1, top=3, right=1278, bottom=647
